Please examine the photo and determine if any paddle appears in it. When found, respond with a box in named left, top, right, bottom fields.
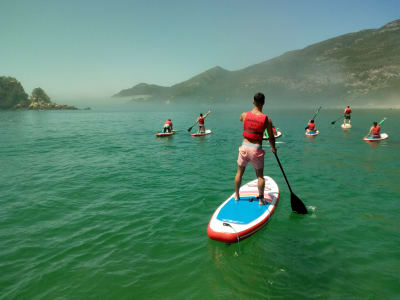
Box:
left=187, top=121, right=198, bottom=132
left=311, top=106, right=322, bottom=121
left=273, top=152, right=308, bottom=214
left=364, top=118, right=387, bottom=138
left=331, top=116, right=344, bottom=125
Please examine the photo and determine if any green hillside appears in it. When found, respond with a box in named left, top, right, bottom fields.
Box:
left=114, top=19, right=400, bottom=106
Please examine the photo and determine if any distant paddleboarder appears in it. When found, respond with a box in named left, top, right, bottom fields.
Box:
left=343, top=106, right=352, bottom=125
left=163, top=119, right=173, bottom=133
left=368, top=121, right=381, bottom=138
left=272, top=125, right=277, bottom=136
left=305, top=119, right=317, bottom=133
left=197, top=111, right=211, bottom=133
left=235, top=92, right=276, bottom=205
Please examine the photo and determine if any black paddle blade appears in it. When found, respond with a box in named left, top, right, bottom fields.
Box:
left=187, top=126, right=193, bottom=132
left=290, top=192, right=308, bottom=214
left=331, top=121, right=335, bottom=125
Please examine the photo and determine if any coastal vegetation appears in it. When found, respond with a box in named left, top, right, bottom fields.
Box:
left=0, top=77, right=77, bottom=110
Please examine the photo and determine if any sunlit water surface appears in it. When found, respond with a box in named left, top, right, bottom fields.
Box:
left=1, top=106, right=399, bottom=299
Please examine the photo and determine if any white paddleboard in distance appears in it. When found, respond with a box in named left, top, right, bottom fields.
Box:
left=207, top=176, right=279, bottom=243
left=156, top=130, right=176, bottom=137
left=363, top=133, right=389, bottom=141
left=191, top=129, right=212, bottom=136
left=305, top=130, right=319, bottom=136
left=341, top=124, right=352, bottom=129
left=263, top=131, right=282, bottom=140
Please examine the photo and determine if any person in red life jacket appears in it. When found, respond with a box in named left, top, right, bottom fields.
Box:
left=368, top=121, right=381, bottom=138
left=343, top=105, right=352, bottom=125
left=197, top=111, right=211, bottom=133
left=305, top=119, right=316, bottom=133
left=235, top=92, right=276, bottom=205
left=272, top=126, right=277, bottom=136
left=263, top=125, right=277, bottom=139
left=163, top=119, right=173, bottom=133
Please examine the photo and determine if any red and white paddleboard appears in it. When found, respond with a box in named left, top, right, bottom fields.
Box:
left=305, top=130, right=319, bottom=137
left=156, top=131, right=176, bottom=137
left=363, top=133, right=388, bottom=142
left=191, top=129, right=212, bottom=137
left=207, top=176, right=279, bottom=243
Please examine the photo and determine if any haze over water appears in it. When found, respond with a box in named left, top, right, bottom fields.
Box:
left=1, top=105, right=399, bottom=299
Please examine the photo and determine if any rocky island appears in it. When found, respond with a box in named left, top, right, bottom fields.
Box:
left=0, top=77, right=77, bottom=110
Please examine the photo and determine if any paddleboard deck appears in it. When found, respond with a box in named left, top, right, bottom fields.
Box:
left=207, top=176, right=279, bottom=243
left=305, top=130, right=319, bottom=136
left=363, top=133, right=388, bottom=141
left=263, top=131, right=282, bottom=140
left=191, top=129, right=211, bottom=136
left=341, top=124, right=352, bottom=129
left=156, top=131, right=176, bottom=137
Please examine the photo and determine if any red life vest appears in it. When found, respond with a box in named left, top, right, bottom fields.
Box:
left=165, top=120, right=172, bottom=126
left=308, top=123, right=315, bottom=131
left=243, top=111, right=267, bottom=141
left=198, top=117, right=205, bottom=125
left=372, top=125, right=380, bottom=136
left=345, top=108, right=352, bottom=114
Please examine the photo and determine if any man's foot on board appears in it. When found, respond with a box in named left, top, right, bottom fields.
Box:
left=258, top=195, right=265, bottom=205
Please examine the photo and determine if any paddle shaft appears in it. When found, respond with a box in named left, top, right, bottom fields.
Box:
left=273, top=152, right=293, bottom=194
left=331, top=116, right=344, bottom=124
left=311, top=106, right=322, bottom=121
left=378, top=118, right=387, bottom=126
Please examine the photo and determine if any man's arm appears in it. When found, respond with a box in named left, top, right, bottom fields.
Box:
left=240, top=112, right=246, bottom=122
left=204, top=111, right=211, bottom=119
left=265, top=117, right=276, bottom=153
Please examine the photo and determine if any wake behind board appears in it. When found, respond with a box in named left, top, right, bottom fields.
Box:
left=156, top=130, right=176, bottom=137
left=263, top=131, right=282, bottom=140
left=341, top=124, right=352, bottom=129
left=305, top=130, right=319, bottom=136
left=207, top=176, right=279, bottom=243
left=363, top=133, right=388, bottom=142
left=191, top=129, right=211, bottom=137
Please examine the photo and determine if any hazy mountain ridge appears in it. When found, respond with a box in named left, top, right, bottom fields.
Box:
left=114, top=19, right=400, bottom=106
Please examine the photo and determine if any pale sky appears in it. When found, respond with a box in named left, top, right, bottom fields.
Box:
left=1, top=0, right=399, bottom=101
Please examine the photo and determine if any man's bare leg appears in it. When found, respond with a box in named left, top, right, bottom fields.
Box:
left=255, top=168, right=265, bottom=204
left=234, top=166, right=246, bottom=200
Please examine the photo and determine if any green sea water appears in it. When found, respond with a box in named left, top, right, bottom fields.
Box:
left=1, top=105, right=399, bottom=299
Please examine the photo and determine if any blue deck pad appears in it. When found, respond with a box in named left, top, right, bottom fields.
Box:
left=217, top=196, right=271, bottom=225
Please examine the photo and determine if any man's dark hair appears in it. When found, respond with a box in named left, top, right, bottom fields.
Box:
left=373, top=121, right=377, bottom=126
left=253, top=93, right=265, bottom=106
left=200, top=113, right=203, bottom=117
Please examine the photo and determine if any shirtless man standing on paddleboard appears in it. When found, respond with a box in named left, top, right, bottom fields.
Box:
left=235, top=93, right=276, bottom=205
